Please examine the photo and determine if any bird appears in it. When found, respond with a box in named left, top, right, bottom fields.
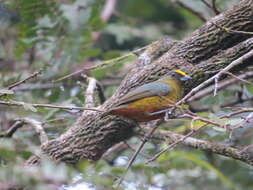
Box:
left=108, top=70, right=192, bottom=122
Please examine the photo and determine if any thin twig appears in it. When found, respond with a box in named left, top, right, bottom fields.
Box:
left=213, top=50, right=253, bottom=96
left=53, top=52, right=136, bottom=83
left=0, top=69, right=43, bottom=97
left=85, top=77, right=97, bottom=108
left=200, top=0, right=219, bottom=15
left=42, top=117, right=66, bottom=124
left=8, top=69, right=43, bottom=89
left=123, top=142, right=149, bottom=159
left=188, top=71, right=253, bottom=102
left=0, top=100, right=104, bottom=112
left=139, top=127, right=253, bottom=166
left=224, top=71, right=253, bottom=86
left=174, top=0, right=206, bottom=22
left=102, top=142, right=127, bottom=159
left=200, top=0, right=212, bottom=9
left=23, top=118, right=48, bottom=143
left=180, top=113, right=226, bottom=129
left=146, top=125, right=204, bottom=164
left=179, top=50, right=253, bottom=104
left=0, top=118, right=48, bottom=144
left=0, top=120, right=24, bottom=137
left=116, top=120, right=162, bottom=186
left=231, top=112, right=253, bottom=130
left=211, top=0, right=220, bottom=14
left=12, top=83, right=61, bottom=91
left=96, top=81, right=106, bottom=104
left=92, top=0, right=117, bottom=40
left=220, top=108, right=253, bottom=119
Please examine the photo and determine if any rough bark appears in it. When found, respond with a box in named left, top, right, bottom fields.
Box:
left=36, top=0, right=253, bottom=164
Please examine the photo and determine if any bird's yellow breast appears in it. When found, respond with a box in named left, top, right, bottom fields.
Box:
left=127, top=79, right=182, bottom=113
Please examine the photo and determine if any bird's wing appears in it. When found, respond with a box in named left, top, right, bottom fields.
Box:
left=116, top=81, right=171, bottom=106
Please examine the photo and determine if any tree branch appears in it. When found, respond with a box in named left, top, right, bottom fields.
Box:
left=36, top=0, right=253, bottom=164
left=140, top=127, right=253, bottom=166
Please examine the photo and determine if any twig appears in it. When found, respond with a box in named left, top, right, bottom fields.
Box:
left=102, top=142, right=127, bottom=159
left=211, top=0, right=220, bottom=14
left=200, top=0, right=212, bottom=9
left=190, top=97, right=253, bottom=113
left=0, top=120, right=24, bottom=137
left=8, top=69, right=43, bottom=89
left=220, top=108, right=253, bottom=119
left=23, top=118, right=48, bottom=143
left=224, top=71, right=253, bottom=85
left=101, top=0, right=117, bottom=21
left=0, top=69, right=43, bottom=97
left=231, top=112, right=253, bottom=130
left=188, top=71, right=253, bottom=102
left=0, top=118, right=48, bottom=144
left=53, top=52, right=136, bottom=83
left=140, top=127, right=253, bottom=166
left=200, top=0, right=219, bottom=15
left=146, top=125, right=204, bottom=164
left=92, top=0, right=117, bottom=40
left=85, top=77, right=97, bottom=108
left=213, top=50, right=253, bottom=96
left=144, top=105, right=228, bottom=163
left=96, top=81, right=106, bottom=104
left=53, top=44, right=151, bottom=83
left=179, top=50, right=253, bottom=104
left=42, top=117, right=66, bottom=124
left=12, top=83, right=61, bottom=91
left=181, top=112, right=227, bottom=129
left=123, top=142, right=149, bottom=159
left=116, top=120, right=162, bottom=186
left=174, top=0, right=206, bottom=22
left=0, top=100, right=104, bottom=112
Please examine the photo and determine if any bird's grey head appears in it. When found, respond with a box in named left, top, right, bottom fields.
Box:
left=168, top=70, right=192, bottom=81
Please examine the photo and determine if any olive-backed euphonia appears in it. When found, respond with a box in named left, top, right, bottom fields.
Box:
left=108, top=70, right=191, bottom=122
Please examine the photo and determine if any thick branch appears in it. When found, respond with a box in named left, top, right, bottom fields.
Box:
left=38, top=0, right=253, bottom=164
left=140, top=127, right=253, bottom=166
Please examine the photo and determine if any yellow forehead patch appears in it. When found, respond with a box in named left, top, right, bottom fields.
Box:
left=174, top=70, right=187, bottom=76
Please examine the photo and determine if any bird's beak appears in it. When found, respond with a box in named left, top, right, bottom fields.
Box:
left=180, top=75, right=192, bottom=81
